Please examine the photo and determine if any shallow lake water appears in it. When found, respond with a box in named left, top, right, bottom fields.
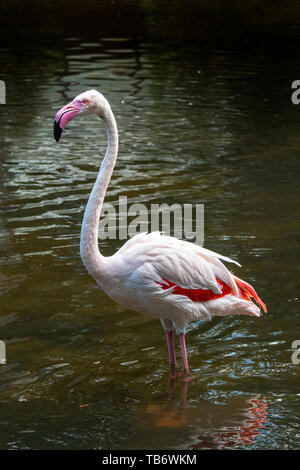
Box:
left=0, top=5, right=300, bottom=450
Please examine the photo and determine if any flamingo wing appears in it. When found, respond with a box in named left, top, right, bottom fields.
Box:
left=118, top=232, right=239, bottom=297
left=118, top=232, right=266, bottom=310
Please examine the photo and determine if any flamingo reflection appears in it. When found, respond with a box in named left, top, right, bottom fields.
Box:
left=145, top=382, right=267, bottom=449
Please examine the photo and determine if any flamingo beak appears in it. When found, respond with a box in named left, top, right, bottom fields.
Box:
left=54, top=99, right=83, bottom=142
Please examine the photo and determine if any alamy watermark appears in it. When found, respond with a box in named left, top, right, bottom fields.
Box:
left=291, top=80, right=300, bottom=104
left=291, top=340, right=300, bottom=365
left=0, top=340, right=6, bottom=365
left=0, top=80, right=5, bottom=104
left=99, top=197, right=204, bottom=246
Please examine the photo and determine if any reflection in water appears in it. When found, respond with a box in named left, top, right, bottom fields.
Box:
left=190, top=395, right=268, bottom=450
left=144, top=380, right=267, bottom=449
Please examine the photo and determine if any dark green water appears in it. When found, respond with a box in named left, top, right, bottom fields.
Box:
left=0, top=1, right=300, bottom=450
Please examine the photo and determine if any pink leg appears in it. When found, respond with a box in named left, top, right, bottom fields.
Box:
left=179, top=333, right=194, bottom=382
left=165, top=329, right=178, bottom=379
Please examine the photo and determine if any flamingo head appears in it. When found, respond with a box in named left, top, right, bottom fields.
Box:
left=54, top=89, right=108, bottom=142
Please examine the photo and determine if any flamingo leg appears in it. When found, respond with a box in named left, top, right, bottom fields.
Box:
left=179, top=333, right=194, bottom=382
left=165, top=329, right=178, bottom=379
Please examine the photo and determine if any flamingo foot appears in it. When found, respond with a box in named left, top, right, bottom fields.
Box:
left=169, top=364, right=181, bottom=380
left=182, top=369, right=195, bottom=383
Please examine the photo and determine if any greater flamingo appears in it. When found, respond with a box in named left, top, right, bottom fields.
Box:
left=54, top=89, right=267, bottom=381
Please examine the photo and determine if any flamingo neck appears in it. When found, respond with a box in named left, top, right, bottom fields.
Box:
left=80, top=107, right=118, bottom=282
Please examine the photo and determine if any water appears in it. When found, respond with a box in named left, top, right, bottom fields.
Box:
left=1, top=5, right=300, bottom=450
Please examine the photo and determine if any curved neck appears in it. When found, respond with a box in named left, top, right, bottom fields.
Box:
left=80, top=107, right=118, bottom=281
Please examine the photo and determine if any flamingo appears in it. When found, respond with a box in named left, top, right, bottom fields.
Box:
left=54, top=89, right=267, bottom=382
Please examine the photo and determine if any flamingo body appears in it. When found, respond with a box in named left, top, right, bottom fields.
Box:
left=54, top=89, right=266, bottom=381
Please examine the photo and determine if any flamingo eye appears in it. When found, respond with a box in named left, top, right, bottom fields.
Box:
left=82, top=98, right=90, bottom=105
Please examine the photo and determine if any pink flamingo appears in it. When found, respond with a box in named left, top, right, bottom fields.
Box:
left=54, top=90, right=267, bottom=381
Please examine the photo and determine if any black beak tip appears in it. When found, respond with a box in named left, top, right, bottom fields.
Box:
left=54, top=120, right=63, bottom=142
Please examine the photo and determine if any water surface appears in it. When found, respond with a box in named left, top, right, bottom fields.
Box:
left=0, top=29, right=300, bottom=449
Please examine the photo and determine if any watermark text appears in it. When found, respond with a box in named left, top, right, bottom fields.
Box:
left=0, top=340, right=6, bottom=365
left=291, top=340, right=300, bottom=365
left=99, top=197, right=204, bottom=246
left=0, top=80, right=5, bottom=104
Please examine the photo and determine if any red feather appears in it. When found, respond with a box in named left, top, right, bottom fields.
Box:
left=233, top=275, right=267, bottom=313
left=157, top=275, right=267, bottom=314
left=157, top=277, right=233, bottom=302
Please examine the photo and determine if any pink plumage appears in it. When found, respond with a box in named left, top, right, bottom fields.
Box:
left=54, top=89, right=267, bottom=382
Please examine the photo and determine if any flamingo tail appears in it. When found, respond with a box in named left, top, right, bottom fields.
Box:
left=234, top=275, right=267, bottom=313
